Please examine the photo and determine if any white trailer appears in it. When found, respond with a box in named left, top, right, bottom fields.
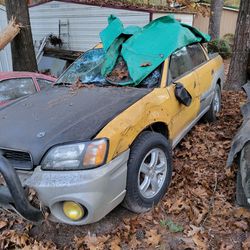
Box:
left=29, top=1, right=150, bottom=52
left=29, top=1, right=195, bottom=52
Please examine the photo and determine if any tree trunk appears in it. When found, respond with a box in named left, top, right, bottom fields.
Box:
left=208, top=0, right=224, bottom=40
left=5, top=0, right=38, bottom=71
left=0, top=18, right=20, bottom=50
left=226, top=0, right=250, bottom=90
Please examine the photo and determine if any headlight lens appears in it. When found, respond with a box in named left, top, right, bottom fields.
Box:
left=41, top=139, right=108, bottom=170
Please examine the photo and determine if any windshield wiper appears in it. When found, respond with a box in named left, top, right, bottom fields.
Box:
left=86, top=81, right=113, bottom=86
left=53, top=82, right=72, bottom=87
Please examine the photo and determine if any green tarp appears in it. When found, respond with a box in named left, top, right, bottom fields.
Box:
left=100, top=15, right=210, bottom=85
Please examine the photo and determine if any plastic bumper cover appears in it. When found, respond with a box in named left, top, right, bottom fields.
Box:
left=10, top=150, right=129, bottom=225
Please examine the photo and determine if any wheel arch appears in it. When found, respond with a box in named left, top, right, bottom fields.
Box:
left=141, top=122, right=169, bottom=139
left=130, top=122, right=170, bottom=148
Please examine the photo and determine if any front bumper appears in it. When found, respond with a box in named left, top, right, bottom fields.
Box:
left=0, top=150, right=129, bottom=225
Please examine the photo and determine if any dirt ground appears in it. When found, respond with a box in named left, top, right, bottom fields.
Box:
left=1, top=62, right=250, bottom=249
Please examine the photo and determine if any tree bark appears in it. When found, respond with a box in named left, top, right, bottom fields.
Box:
left=0, top=19, right=20, bottom=50
left=5, top=0, right=38, bottom=71
left=208, top=0, right=224, bottom=40
left=226, top=0, right=250, bottom=90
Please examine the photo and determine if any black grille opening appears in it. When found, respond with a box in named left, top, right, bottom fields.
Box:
left=0, top=149, right=33, bottom=170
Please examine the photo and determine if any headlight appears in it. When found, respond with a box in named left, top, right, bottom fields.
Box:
left=41, top=139, right=108, bottom=170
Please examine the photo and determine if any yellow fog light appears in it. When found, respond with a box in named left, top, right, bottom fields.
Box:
left=63, top=201, right=85, bottom=221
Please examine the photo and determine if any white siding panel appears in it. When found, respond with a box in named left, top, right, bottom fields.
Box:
left=29, top=1, right=150, bottom=51
left=0, top=5, right=12, bottom=72
left=152, top=12, right=194, bottom=26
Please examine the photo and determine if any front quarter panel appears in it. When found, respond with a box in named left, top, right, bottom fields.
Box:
left=95, top=88, right=173, bottom=162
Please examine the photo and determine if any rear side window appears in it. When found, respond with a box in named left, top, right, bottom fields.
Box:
left=169, top=47, right=193, bottom=83
left=187, top=44, right=207, bottom=68
left=37, top=78, right=53, bottom=90
left=0, top=78, right=36, bottom=102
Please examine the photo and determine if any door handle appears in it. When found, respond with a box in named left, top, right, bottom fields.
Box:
left=194, top=81, right=196, bottom=88
left=211, top=69, right=214, bottom=75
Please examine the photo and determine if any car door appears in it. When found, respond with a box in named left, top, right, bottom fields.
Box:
left=187, top=43, right=214, bottom=114
left=166, top=46, right=200, bottom=145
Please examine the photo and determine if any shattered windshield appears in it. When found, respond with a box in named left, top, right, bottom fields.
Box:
left=56, top=48, right=161, bottom=88
left=56, top=49, right=106, bottom=85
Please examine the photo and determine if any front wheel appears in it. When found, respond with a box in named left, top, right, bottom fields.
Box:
left=123, top=131, right=172, bottom=213
left=203, top=84, right=221, bottom=122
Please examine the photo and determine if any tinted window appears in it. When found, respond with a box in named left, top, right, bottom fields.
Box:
left=37, top=78, right=53, bottom=90
left=187, top=44, right=207, bottom=67
left=0, top=78, right=36, bottom=102
left=169, top=47, right=193, bottom=82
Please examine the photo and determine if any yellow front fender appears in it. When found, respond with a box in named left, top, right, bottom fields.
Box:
left=95, top=88, right=173, bottom=162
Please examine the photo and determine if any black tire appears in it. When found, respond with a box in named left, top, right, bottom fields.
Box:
left=123, top=131, right=172, bottom=213
left=203, top=84, right=221, bottom=122
left=236, top=168, right=249, bottom=208
left=236, top=143, right=250, bottom=208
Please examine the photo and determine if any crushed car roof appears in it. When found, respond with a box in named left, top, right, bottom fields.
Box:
left=100, top=15, right=210, bottom=85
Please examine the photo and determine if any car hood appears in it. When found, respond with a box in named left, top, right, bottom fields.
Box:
left=0, top=86, right=151, bottom=165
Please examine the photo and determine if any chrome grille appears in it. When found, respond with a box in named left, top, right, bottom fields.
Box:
left=0, top=149, right=33, bottom=170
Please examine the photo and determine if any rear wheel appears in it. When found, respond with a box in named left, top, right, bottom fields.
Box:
left=123, top=131, right=172, bottom=213
left=203, top=84, right=221, bottom=122
left=236, top=142, right=250, bottom=208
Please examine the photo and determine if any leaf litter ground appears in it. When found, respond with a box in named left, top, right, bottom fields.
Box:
left=1, top=78, right=250, bottom=249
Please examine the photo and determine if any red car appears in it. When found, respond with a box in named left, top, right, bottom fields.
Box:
left=0, top=72, right=56, bottom=106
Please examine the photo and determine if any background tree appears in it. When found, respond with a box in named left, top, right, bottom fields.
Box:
left=226, top=0, right=250, bottom=90
left=208, top=0, right=224, bottom=40
left=5, top=0, right=37, bottom=71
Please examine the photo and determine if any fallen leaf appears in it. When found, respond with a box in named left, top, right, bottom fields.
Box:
left=75, top=234, right=109, bottom=250
left=144, top=229, right=161, bottom=246
left=234, top=207, right=250, bottom=219
left=233, top=220, right=248, bottom=231
left=129, top=234, right=140, bottom=249
left=110, top=235, right=121, bottom=250
left=219, top=242, right=234, bottom=250
left=0, top=221, right=7, bottom=229
left=192, top=233, right=208, bottom=250
left=186, top=225, right=202, bottom=237
left=242, top=236, right=250, bottom=250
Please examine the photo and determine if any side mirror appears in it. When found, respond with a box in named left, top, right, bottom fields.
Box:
left=174, top=82, right=192, bottom=107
